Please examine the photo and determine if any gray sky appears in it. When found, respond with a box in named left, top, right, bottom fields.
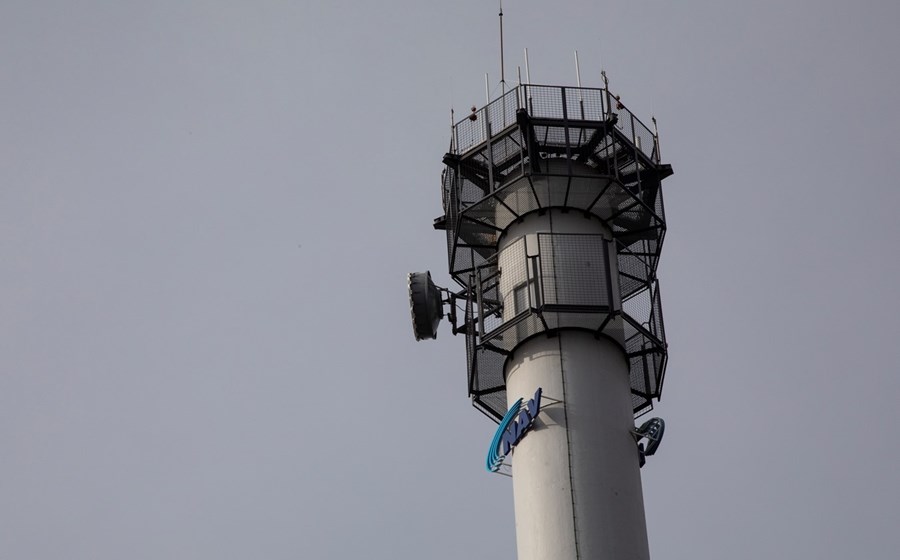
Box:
left=2, top=1, right=899, bottom=558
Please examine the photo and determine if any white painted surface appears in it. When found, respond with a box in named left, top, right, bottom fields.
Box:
left=505, top=332, right=649, bottom=560
left=498, top=203, right=650, bottom=560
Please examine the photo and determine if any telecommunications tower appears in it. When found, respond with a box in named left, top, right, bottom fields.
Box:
left=408, top=61, right=673, bottom=559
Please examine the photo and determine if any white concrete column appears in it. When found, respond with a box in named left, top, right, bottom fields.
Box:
left=497, top=208, right=650, bottom=560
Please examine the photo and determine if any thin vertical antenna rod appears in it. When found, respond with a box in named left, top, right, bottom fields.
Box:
left=524, top=49, right=533, bottom=114
left=517, top=66, right=523, bottom=109
left=575, top=50, right=583, bottom=88
left=450, top=78, right=456, bottom=151
left=652, top=115, right=661, bottom=161
left=524, top=48, right=531, bottom=84
left=499, top=1, right=506, bottom=94
left=485, top=73, right=490, bottom=105
left=575, top=50, right=585, bottom=120
left=450, top=107, right=456, bottom=152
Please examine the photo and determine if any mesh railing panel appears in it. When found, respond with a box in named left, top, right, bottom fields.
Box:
left=470, top=346, right=507, bottom=394
left=565, top=87, right=588, bottom=121
left=465, top=194, right=515, bottom=229
left=580, top=88, right=607, bottom=121
left=490, top=132, right=526, bottom=179
left=617, top=254, right=651, bottom=299
left=455, top=114, right=486, bottom=155
left=623, top=285, right=653, bottom=327
left=651, top=282, right=666, bottom=347
left=525, top=85, right=566, bottom=120
left=454, top=88, right=522, bottom=155
left=501, top=178, right=541, bottom=215
left=538, top=234, right=612, bottom=309
left=485, top=88, right=520, bottom=135
left=634, top=121, right=656, bottom=163
left=497, top=237, right=529, bottom=315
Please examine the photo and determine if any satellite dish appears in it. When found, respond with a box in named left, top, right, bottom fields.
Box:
left=634, top=417, right=665, bottom=468
left=638, top=417, right=665, bottom=456
left=408, top=271, right=443, bottom=341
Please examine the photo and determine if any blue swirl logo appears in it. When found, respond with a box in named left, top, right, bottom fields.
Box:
left=486, top=388, right=543, bottom=472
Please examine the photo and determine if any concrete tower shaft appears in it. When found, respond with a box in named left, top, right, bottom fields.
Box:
left=499, top=209, right=649, bottom=560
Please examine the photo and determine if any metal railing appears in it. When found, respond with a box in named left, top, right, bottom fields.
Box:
left=451, top=84, right=659, bottom=164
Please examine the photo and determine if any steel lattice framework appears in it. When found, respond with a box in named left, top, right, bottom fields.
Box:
left=435, top=84, right=673, bottom=421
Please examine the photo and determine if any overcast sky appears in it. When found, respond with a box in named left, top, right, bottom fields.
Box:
left=2, top=1, right=900, bottom=559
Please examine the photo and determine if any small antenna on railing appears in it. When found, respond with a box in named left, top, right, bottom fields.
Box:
left=523, top=49, right=533, bottom=114
left=524, top=48, right=532, bottom=84
left=574, top=50, right=584, bottom=119
left=574, top=50, right=582, bottom=88
left=450, top=107, right=456, bottom=152
left=499, top=1, right=506, bottom=95
left=651, top=115, right=661, bottom=161
left=516, top=66, right=523, bottom=110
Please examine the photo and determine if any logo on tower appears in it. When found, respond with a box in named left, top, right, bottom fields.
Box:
left=486, top=388, right=543, bottom=473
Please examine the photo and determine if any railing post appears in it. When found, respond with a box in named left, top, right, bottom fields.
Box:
left=652, top=116, right=661, bottom=163
left=476, top=267, right=485, bottom=338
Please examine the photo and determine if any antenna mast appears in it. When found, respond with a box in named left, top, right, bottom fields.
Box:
left=499, top=1, right=506, bottom=94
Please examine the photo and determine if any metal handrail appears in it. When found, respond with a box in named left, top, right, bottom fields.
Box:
left=450, top=84, right=659, bottom=164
